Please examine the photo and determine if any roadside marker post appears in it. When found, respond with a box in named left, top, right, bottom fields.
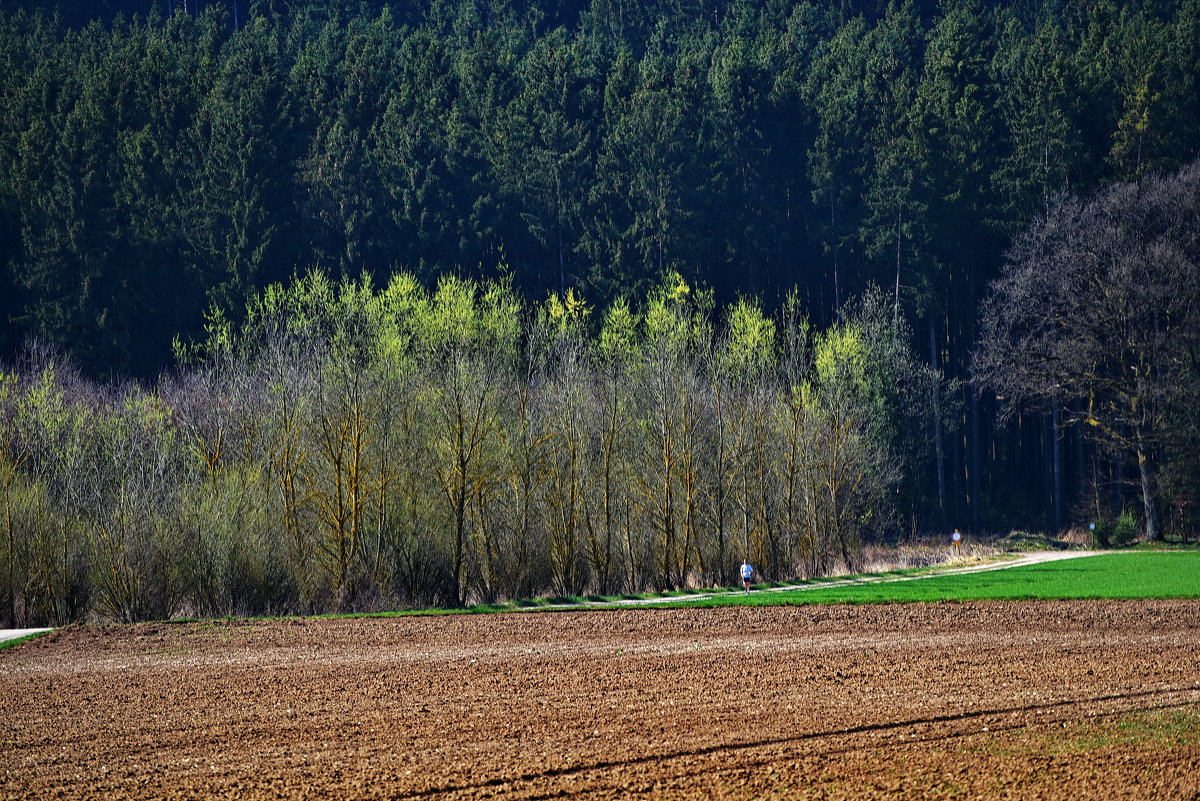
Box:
left=951, top=529, right=962, bottom=558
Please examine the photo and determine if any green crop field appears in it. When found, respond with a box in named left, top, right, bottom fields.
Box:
left=676, top=552, right=1200, bottom=608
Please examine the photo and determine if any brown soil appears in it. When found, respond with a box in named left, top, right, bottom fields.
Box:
left=3, top=601, right=1199, bottom=800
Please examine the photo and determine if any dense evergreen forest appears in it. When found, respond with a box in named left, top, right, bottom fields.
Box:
left=1, top=0, right=1198, bottom=622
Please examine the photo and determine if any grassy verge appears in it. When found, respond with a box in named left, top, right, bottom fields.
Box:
left=0, top=630, right=52, bottom=652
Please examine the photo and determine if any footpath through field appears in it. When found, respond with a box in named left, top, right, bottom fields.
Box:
left=538, top=549, right=1112, bottom=609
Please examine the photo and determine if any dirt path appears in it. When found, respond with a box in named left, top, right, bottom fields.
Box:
left=2, top=598, right=1197, bottom=800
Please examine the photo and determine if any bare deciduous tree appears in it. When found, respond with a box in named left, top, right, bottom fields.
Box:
left=975, top=158, right=1200, bottom=540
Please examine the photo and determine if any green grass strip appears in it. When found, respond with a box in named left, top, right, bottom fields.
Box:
left=674, top=552, right=1200, bottom=607
left=0, top=630, right=52, bottom=652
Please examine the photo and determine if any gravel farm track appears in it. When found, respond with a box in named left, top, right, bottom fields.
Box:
left=3, top=598, right=1200, bottom=800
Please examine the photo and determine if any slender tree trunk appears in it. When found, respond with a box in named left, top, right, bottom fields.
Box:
left=894, top=208, right=902, bottom=327
left=831, top=197, right=840, bottom=313
left=929, top=320, right=947, bottom=532
left=965, top=275, right=982, bottom=534
left=970, top=388, right=981, bottom=534
left=1114, top=426, right=1124, bottom=514
left=557, top=220, right=565, bottom=297
left=453, top=469, right=467, bottom=606
left=1075, top=400, right=1086, bottom=514
left=1053, top=397, right=1063, bottom=532
left=5, top=485, right=14, bottom=626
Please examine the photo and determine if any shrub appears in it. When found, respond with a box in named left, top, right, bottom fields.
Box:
left=1112, top=508, right=1140, bottom=547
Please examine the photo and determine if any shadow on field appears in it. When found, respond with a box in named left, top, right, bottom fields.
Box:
left=396, top=686, right=1200, bottom=799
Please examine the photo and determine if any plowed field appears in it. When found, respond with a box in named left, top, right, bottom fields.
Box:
left=3, top=601, right=1199, bottom=800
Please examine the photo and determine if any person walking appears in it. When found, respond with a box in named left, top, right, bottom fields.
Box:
left=740, top=560, right=754, bottom=593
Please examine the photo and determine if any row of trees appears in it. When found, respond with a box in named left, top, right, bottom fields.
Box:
left=1, top=274, right=942, bottom=625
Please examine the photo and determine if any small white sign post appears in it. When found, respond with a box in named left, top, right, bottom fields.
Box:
left=951, top=529, right=963, bottom=557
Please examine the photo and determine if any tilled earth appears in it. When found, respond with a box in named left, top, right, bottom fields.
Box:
left=3, top=600, right=1199, bottom=800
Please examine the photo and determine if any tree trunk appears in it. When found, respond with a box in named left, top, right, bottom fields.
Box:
left=1136, top=436, right=1161, bottom=542
left=831, top=195, right=840, bottom=313
left=929, top=320, right=947, bottom=532
left=1052, top=397, right=1063, bottom=533
left=970, top=388, right=981, bottom=534
left=5, top=488, right=14, bottom=627
left=894, top=208, right=902, bottom=327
